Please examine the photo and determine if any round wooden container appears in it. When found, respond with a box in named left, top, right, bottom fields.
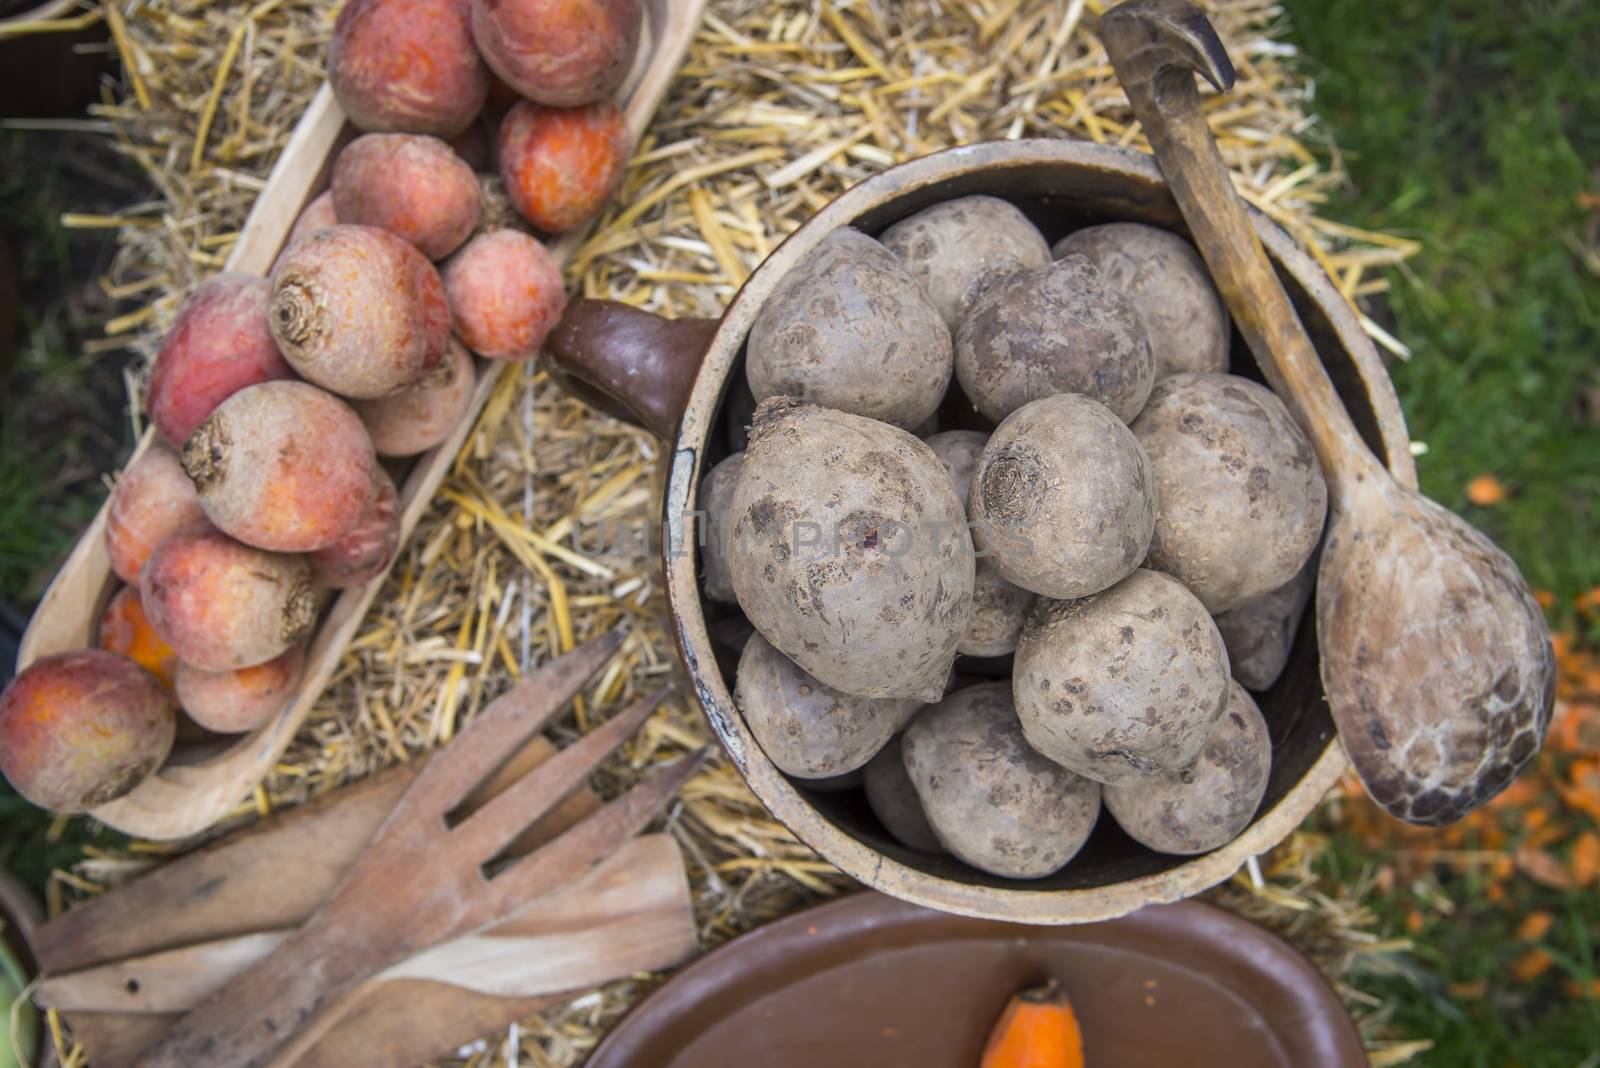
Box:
left=549, top=138, right=1417, bottom=924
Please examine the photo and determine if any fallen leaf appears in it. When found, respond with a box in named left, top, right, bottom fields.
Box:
left=1516, top=911, right=1553, bottom=941
left=1448, top=979, right=1488, bottom=999
left=1466, top=474, right=1506, bottom=506
left=1405, top=909, right=1424, bottom=934
left=1515, top=845, right=1572, bottom=890
left=1511, top=948, right=1553, bottom=983
left=1571, top=832, right=1600, bottom=889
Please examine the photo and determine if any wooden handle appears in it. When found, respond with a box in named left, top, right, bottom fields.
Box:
left=1100, top=0, right=1386, bottom=495
left=545, top=299, right=719, bottom=441
left=132, top=911, right=367, bottom=1068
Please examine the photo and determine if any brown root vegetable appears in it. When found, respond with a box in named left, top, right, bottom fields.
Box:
left=863, top=734, right=942, bottom=853
left=734, top=633, right=919, bottom=779
left=728, top=399, right=974, bottom=701
left=442, top=229, right=566, bottom=360
left=880, top=195, right=1051, bottom=332
left=1130, top=373, right=1327, bottom=614
left=968, top=394, right=1156, bottom=600
left=354, top=337, right=477, bottom=456
left=0, top=650, right=176, bottom=813
left=923, top=430, right=987, bottom=507
left=147, top=273, right=295, bottom=447
left=331, top=134, right=482, bottom=260
left=141, top=526, right=316, bottom=670
left=284, top=191, right=338, bottom=250
left=175, top=646, right=305, bottom=734
left=961, top=563, right=1035, bottom=658
left=470, top=0, right=640, bottom=107
left=328, top=0, right=487, bottom=137
left=1213, top=556, right=1315, bottom=691
left=497, top=100, right=630, bottom=233
left=308, top=466, right=399, bottom=588
left=1013, top=568, right=1231, bottom=785
left=269, top=224, right=451, bottom=398
left=698, top=451, right=744, bottom=603
left=1053, top=223, right=1230, bottom=379
left=902, top=682, right=1101, bottom=878
left=183, top=381, right=376, bottom=553
left=98, top=586, right=178, bottom=688
left=1104, top=680, right=1270, bottom=855
left=924, top=430, right=1036, bottom=656
left=955, top=254, right=1153, bottom=424
left=747, top=228, right=952, bottom=430
left=105, top=445, right=207, bottom=584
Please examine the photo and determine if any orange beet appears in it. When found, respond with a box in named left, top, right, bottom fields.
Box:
left=442, top=229, right=566, bottom=360
left=470, top=0, right=640, bottom=107
left=328, top=0, right=487, bottom=137
left=0, top=650, right=176, bottom=813
left=332, top=134, right=482, bottom=261
left=141, top=526, right=317, bottom=671
left=355, top=337, right=477, bottom=456
left=497, top=100, right=629, bottom=233
left=175, top=646, right=304, bottom=734
left=269, top=225, right=451, bottom=398
left=98, top=586, right=178, bottom=687
left=146, top=273, right=295, bottom=447
left=183, top=381, right=376, bottom=552
left=105, top=444, right=207, bottom=585
left=309, top=466, right=400, bottom=588
left=284, top=191, right=338, bottom=250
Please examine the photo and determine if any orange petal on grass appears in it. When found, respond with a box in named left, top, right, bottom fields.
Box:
left=1405, top=910, right=1425, bottom=934
left=1571, top=832, right=1600, bottom=889
left=1577, top=588, right=1600, bottom=615
left=1515, top=845, right=1573, bottom=890
left=1488, top=778, right=1539, bottom=809
left=1564, top=978, right=1600, bottom=1000
left=1533, top=589, right=1555, bottom=610
left=1516, top=911, right=1554, bottom=941
left=1448, top=979, right=1488, bottom=999
left=1512, top=948, right=1554, bottom=983
left=1466, top=474, right=1506, bottom=506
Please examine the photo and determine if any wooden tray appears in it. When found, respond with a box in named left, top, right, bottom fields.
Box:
left=16, top=0, right=706, bottom=841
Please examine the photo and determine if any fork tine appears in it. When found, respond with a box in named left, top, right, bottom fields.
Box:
left=454, top=686, right=673, bottom=864
left=473, top=749, right=708, bottom=925
left=401, top=630, right=625, bottom=815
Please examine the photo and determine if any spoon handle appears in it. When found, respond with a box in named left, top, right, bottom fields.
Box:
left=1101, top=0, right=1386, bottom=495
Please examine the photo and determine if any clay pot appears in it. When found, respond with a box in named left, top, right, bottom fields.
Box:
left=548, top=139, right=1416, bottom=924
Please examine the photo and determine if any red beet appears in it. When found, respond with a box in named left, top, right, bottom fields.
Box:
left=328, top=0, right=488, bottom=137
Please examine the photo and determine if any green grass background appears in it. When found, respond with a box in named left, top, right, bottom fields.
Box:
left=2, top=0, right=1597, bottom=1063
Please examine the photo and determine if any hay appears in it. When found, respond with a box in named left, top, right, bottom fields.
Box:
left=34, top=0, right=1426, bottom=1064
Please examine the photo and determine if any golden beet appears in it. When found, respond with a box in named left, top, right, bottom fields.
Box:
left=140, top=525, right=317, bottom=670
left=442, top=229, right=566, bottom=360
left=0, top=650, right=176, bottom=813
left=471, top=0, right=640, bottom=107
left=497, top=100, right=629, bottom=233
left=105, top=444, right=207, bottom=585
left=308, top=466, right=400, bottom=588
left=183, top=381, right=376, bottom=553
left=175, top=646, right=304, bottom=734
left=269, top=224, right=451, bottom=399
left=354, top=337, right=477, bottom=456
left=328, top=0, right=487, bottom=137
left=98, top=586, right=178, bottom=687
left=332, top=134, right=481, bottom=260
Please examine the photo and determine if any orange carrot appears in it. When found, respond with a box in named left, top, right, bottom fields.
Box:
left=980, top=980, right=1085, bottom=1068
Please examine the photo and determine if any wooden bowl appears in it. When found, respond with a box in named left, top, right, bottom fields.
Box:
left=549, top=138, right=1417, bottom=924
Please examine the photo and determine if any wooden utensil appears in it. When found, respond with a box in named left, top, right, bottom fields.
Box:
left=1101, top=0, right=1554, bottom=826
left=15, top=0, right=709, bottom=845
left=135, top=632, right=706, bottom=1067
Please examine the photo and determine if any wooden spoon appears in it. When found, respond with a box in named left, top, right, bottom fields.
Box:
left=1101, top=0, right=1554, bottom=825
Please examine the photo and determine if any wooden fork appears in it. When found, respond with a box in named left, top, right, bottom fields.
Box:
left=135, top=630, right=705, bottom=1068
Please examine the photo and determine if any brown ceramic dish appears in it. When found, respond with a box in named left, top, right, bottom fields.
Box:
left=549, top=138, right=1418, bottom=923
left=586, top=891, right=1366, bottom=1068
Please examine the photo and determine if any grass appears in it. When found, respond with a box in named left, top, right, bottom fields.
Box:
left=1282, top=1, right=1600, bottom=1063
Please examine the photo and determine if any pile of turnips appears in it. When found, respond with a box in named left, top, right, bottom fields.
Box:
left=0, top=0, right=642, bottom=815
left=704, top=198, right=1329, bottom=878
